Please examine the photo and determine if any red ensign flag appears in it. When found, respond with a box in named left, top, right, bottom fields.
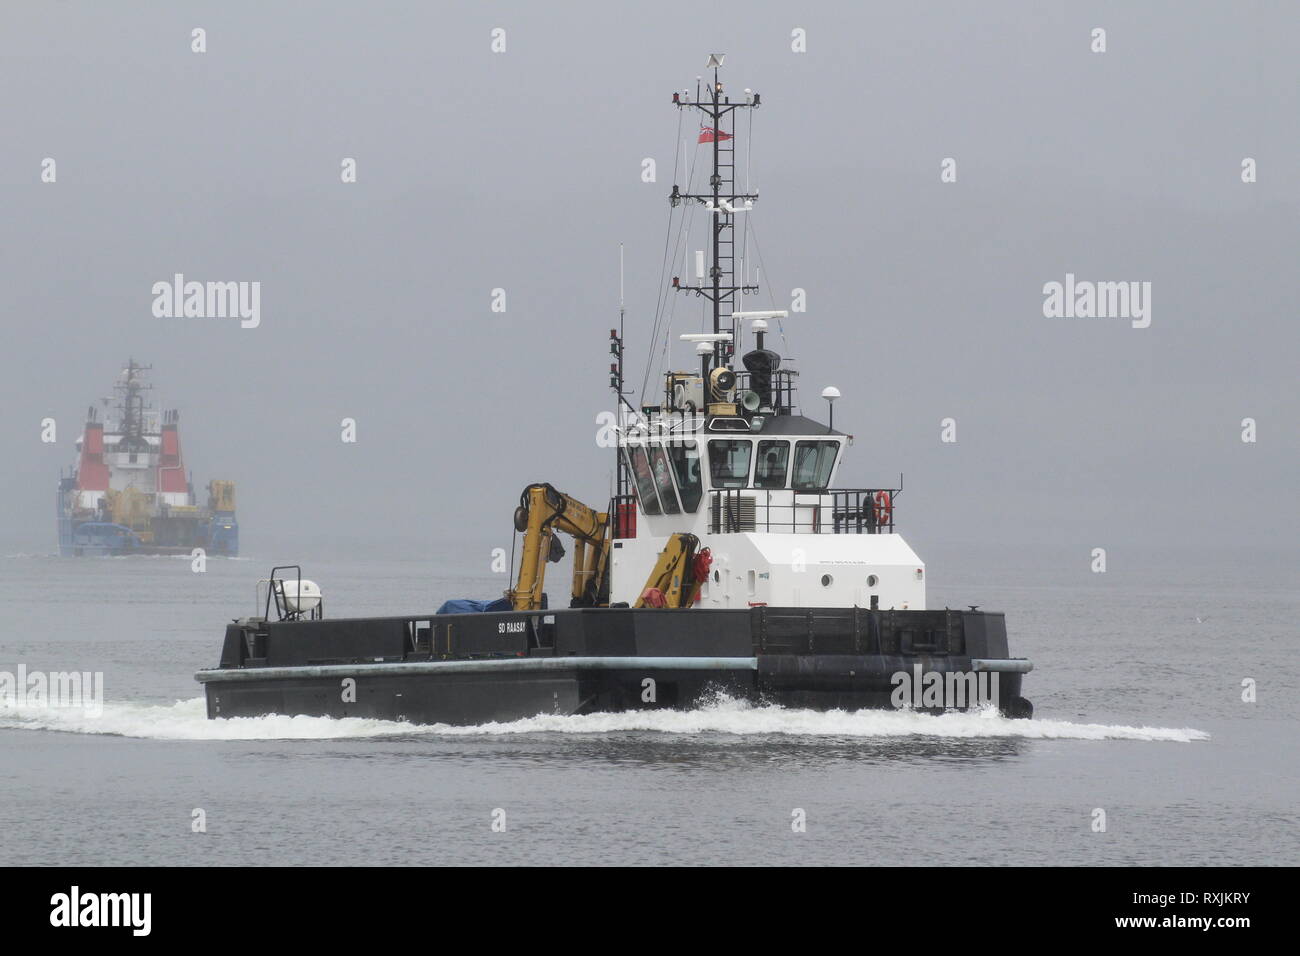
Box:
left=698, top=127, right=733, bottom=144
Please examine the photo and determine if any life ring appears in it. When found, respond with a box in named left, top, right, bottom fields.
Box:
left=872, top=491, right=893, bottom=526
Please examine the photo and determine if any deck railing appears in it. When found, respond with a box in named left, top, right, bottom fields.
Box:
left=708, top=487, right=898, bottom=534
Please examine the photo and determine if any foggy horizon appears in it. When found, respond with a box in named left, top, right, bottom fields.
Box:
left=4, top=1, right=1296, bottom=568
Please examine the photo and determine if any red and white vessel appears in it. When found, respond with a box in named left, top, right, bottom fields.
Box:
left=57, top=360, right=238, bottom=556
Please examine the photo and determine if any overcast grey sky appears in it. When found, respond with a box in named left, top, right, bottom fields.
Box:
left=2, top=1, right=1296, bottom=564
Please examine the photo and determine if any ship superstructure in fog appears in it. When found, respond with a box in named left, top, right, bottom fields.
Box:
left=57, top=360, right=238, bottom=556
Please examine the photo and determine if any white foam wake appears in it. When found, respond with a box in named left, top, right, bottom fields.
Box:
left=0, top=696, right=1210, bottom=743
left=0, top=698, right=413, bottom=741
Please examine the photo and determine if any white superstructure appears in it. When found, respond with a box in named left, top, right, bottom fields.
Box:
left=610, top=411, right=923, bottom=610
left=604, top=56, right=922, bottom=613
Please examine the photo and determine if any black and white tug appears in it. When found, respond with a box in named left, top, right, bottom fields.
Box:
left=197, top=56, right=1033, bottom=724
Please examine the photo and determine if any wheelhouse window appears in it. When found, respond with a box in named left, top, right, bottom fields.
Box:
left=791, top=440, right=839, bottom=491
left=708, top=439, right=752, bottom=489
left=648, top=444, right=681, bottom=514
left=754, top=440, right=790, bottom=489
left=667, top=440, right=703, bottom=512
left=625, top=445, right=662, bottom=515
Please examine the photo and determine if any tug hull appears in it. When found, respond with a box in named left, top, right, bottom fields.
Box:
left=197, top=606, right=1031, bottom=724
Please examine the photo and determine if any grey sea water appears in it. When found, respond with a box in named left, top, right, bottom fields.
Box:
left=0, top=544, right=1295, bottom=866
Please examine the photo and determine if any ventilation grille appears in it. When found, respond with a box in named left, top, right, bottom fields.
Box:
left=712, top=495, right=756, bottom=532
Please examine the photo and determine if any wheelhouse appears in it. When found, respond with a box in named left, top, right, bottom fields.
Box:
left=617, top=418, right=895, bottom=537
left=623, top=432, right=843, bottom=505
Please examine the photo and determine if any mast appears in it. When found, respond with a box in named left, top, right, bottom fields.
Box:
left=610, top=246, right=630, bottom=514
left=114, top=358, right=153, bottom=453
left=670, top=54, right=760, bottom=373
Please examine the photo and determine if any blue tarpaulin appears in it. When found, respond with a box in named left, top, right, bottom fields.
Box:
left=436, top=597, right=513, bottom=615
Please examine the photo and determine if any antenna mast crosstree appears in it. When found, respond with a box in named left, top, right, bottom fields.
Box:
left=670, top=53, right=761, bottom=373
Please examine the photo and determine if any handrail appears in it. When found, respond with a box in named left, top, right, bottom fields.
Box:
left=262, top=565, right=302, bottom=621
left=708, top=487, right=898, bottom=534
left=733, top=368, right=799, bottom=414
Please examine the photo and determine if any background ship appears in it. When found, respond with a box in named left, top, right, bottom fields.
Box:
left=56, top=360, right=239, bottom=556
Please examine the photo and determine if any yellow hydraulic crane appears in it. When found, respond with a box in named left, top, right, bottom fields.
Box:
left=634, top=533, right=705, bottom=608
left=506, top=483, right=710, bottom=612
left=207, top=480, right=236, bottom=512
left=105, top=486, right=153, bottom=541
left=507, top=483, right=611, bottom=611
